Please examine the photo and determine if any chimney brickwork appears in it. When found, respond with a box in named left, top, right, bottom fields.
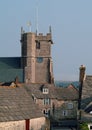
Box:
left=79, top=65, right=86, bottom=82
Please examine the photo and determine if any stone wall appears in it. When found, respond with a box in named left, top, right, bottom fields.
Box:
left=30, top=117, right=50, bottom=130
left=35, top=41, right=51, bottom=57
left=35, top=58, right=50, bottom=83
left=21, top=32, right=53, bottom=84
left=0, top=120, right=25, bottom=130
left=53, top=101, right=78, bottom=120
left=0, top=117, right=50, bottom=130
left=36, top=98, right=78, bottom=121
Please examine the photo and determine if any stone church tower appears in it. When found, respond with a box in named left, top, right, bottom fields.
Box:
left=20, top=28, right=54, bottom=84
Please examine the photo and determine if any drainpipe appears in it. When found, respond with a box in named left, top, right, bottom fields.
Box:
left=25, top=119, right=30, bottom=130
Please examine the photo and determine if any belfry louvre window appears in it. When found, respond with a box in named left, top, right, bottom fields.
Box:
left=36, top=40, right=40, bottom=49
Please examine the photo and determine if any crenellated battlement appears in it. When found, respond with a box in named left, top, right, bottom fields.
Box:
left=35, top=33, right=52, bottom=42
left=21, top=32, right=53, bottom=43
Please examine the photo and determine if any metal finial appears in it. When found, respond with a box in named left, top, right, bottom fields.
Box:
left=27, top=21, right=31, bottom=32
left=21, top=27, right=24, bottom=35
left=49, top=25, right=52, bottom=34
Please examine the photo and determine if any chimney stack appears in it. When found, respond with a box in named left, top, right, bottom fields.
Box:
left=79, top=65, right=86, bottom=82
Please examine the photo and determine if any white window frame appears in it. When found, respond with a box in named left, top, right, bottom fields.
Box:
left=43, top=88, right=49, bottom=94
left=62, top=110, right=68, bottom=116
left=43, top=109, right=50, bottom=117
left=43, top=98, right=50, bottom=105
left=68, top=102, right=73, bottom=109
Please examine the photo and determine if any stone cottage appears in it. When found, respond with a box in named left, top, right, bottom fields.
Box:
left=24, top=83, right=78, bottom=127
left=78, top=65, right=92, bottom=129
left=0, top=85, right=50, bottom=130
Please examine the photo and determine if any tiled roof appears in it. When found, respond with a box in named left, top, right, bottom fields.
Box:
left=0, top=86, right=43, bottom=122
left=55, top=87, right=79, bottom=100
left=24, top=83, right=79, bottom=100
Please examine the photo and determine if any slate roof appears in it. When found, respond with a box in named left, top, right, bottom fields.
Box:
left=81, top=75, right=92, bottom=109
left=24, top=83, right=79, bottom=100
left=0, top=86, right=44, bottom=122
left=79, top=75, right=92, bottom=120
left=82, top=75, right=92, bottom=99
left=0, top=57, right=21, bottom=69
left=55, top=86, right=79, bottom=100
left=0, top=57, right=23, bottom=82
left=85, top=102, right=92, bottom=113
left=81, top=111, right=92, bottom=122
left=81, top=97, right=92, bottom=109
left=0, top=69, right=23, bottom=82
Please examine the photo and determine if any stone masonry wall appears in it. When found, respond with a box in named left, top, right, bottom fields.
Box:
left=36, top=98, right=78, bottom=121
left=21, top=32, right=53, bottom=83
left=30, top=117, right=50, bottom=130
left=35, top=58, right=49, bottom=83
left=0, top=117, right=49, bottom=130
left=0, top=120, right=25, bottom=130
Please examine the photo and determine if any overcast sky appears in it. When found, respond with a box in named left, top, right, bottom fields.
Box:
left=0, top=0, right=92, bottom=81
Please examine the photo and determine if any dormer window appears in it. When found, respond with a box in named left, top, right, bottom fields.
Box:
left=41, top=85, right=49, bottom=94
left=43, top=88, right=49, bottom=94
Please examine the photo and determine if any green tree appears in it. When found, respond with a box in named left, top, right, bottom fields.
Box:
left=79, top=123, right=89, bottom=130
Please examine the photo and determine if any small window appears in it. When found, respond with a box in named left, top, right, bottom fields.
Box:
left=43, top=88, right=49, bottom=94
left=37, top=57, right=43, bottom=63
left=68, top=103, right=73, bottom=109
left=36, top=40, right=40, bottom=49
left=43, top=109, right=50, bottom=117
left=62, top=110, right=68, bottom=116
left=90, top=126, right=92, bottom=129
left=43, top=98, right=50, bottom=105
